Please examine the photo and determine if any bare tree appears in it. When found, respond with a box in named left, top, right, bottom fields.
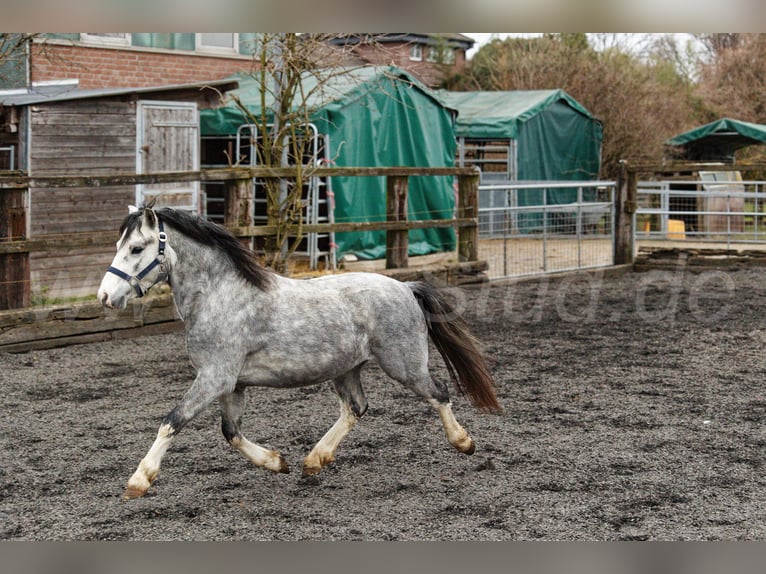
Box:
left=0, top=34, right=37, bottom=86
left=228, top=33, right=372, bottom=273
left=693, top=33, right=742, bottom=59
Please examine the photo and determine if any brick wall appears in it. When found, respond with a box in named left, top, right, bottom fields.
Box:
left=351, top=43, right=467, bottom=88
left=30, top=44, right=255, bottom=89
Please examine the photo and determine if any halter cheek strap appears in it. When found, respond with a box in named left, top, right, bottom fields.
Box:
left=107, top=220, right=168, bottom=298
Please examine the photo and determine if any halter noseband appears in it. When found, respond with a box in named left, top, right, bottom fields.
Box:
left=107, top=219, right=168, bottom=297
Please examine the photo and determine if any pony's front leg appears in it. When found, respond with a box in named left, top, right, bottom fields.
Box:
left=124, top=421, right=175, bottom=499
left=124, top=367, right=231, bottom=500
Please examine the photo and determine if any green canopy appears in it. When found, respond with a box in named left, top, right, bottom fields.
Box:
left=438, top=89, right=602, bottom=232
left=200, top=66, right=457, bottom=259
left=437, top=89, right=602, bottom=181
left=666, top=118, right=766, bottom=161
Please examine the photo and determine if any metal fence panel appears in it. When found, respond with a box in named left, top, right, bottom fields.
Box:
left=478, top=181, right=616, bottom=279
left=635, top=179, right=766, bottom=249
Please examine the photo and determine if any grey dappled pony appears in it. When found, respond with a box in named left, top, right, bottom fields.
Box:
left=98, top=204, right=501, bottom=500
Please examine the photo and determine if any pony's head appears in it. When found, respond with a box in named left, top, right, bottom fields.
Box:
left=97, top=204, right=173, bottom=310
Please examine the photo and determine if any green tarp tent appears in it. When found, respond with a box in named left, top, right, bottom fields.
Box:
left=200, top=66, right=457, bottom=260
left=438, top=89, right=603, bottom=232
left=438, top=89, right=602, bottom=182
left=666, top=118, right=766, bottom=161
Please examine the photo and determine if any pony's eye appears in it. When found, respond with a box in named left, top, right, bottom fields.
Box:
left=131, top=246, right=144, bottom=255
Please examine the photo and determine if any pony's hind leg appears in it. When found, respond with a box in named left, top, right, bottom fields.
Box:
left=220, top=386, right=290, bottom=474
left=302, top=366, right=368, bottom=477
left=377, top=350, right=476, bottom=455
left=430, top=397, right=476, bottom=455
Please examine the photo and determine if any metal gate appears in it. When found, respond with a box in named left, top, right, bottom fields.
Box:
left=477, top=180, right=616, bottom=279
left=635, top=173, right=766, bottom=248
left=236, top=123, right=336, bottom=270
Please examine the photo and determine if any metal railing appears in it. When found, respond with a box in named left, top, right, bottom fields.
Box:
left=478, top=180, right=616, bottom=278
left=635, top=179, right=766, bottom=249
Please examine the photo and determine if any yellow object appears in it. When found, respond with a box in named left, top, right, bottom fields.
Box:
left=643, top=220, right=651, bottom=233
left=667, top=219, right=686, bottom=240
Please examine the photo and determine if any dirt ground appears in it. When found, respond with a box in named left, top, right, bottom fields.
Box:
left=2, top=262, right=766, bottom=541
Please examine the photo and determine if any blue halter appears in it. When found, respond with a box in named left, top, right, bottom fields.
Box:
left=107, top=219, right=168, bottom=297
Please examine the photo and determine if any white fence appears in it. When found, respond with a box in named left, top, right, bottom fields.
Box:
left=478, top=180, right=616, bottom=279
left=635, top=176, right=766, bottom=249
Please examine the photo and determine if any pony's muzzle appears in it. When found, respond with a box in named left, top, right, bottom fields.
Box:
left=98, top=286, right=128, bottom=310
left=99, top=290, right=121, bottom=309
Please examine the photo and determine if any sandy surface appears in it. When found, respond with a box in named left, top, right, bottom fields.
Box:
left=1, top=264, right=765, bottom=540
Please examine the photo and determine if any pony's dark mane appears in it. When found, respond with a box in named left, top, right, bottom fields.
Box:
left=119, top=206, right=274, bottom=291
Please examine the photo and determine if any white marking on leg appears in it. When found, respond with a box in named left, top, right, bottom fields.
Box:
left=124, top=423, right=174, bottom=498
left=230, top=436, right=289, bottom=473
left=430, top=400, right=476, bottom=454
left=303, top=400, right=358, bottom=475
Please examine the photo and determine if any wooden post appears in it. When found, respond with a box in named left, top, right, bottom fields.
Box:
left=224, top=176, right=254, bottom=248
left=614, top=161, right=636, bottom=265
left=0, top=187, right=30, bottom=309
left=386, top=175, right=409, bottom=269
left=457, top=170, right=480, bottom=262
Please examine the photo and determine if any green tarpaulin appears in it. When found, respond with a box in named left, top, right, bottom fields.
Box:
left=200, top=66, right=457, bottom=260
left=438, top=89, right=602, bottom=181
left=666, top=118, right=766, bottom=161
left=438, top=89, right=603, bottom=232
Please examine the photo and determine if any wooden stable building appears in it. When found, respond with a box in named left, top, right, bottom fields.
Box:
left=0, top=79, right=237, bottom=308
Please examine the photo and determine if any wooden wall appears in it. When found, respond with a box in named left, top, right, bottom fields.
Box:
left=28, top=98, right=136, bottom=300
left=0, top=188, right=29, bottom=308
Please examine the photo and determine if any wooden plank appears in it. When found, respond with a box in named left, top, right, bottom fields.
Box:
left=0, top=230, right=118, bottom=254
left=32, top=130, right=135, bottom=141
left=0, top=219, right=478, bottom=255
left=30, top=199, right=132, bottom=217
left=386, top=175, right=408, bottom=269
left=31, top=112, right=135, bottom=127
left=0, top=291, right=177, bottom=349
left=0, top=166, right=480, bottom=190
left=229, top=218, right=477, bottom=237
left=35, top=125, right=136, bottom=138
left=28, top=245, right=114, bottom=273
left=29, top=162, right=137, bottom=175
left=32, top=147, right=134, bottom=160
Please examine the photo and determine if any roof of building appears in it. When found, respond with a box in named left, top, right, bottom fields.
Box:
left=0, top=78, right=239, bottom=107
left=324, top=33, right=475, bottom=49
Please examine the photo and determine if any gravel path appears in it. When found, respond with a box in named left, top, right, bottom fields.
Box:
left=1, top=265, right=764, bottom=540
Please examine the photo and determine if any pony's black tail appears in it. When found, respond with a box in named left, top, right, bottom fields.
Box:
left=409, top=281, right=502, bottom=414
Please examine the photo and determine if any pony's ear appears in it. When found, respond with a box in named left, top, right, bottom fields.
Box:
left=128, top=205, right=139, bottom=214
left=143, top=207, right=158, bottom=228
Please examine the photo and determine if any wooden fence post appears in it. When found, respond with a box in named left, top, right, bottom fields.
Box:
left=0, top=187, right=29, bottom=309
left=224, top=176, right=254, bottom=247
left=457, top=170, right=480, bottom=262
left=386, top=175, right=409, bottom=269
left=614, top=161, right=636, bottom=265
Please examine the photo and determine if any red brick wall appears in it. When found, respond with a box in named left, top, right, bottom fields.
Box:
left=30, top=44, right=256, bottom=89
left=351, top=43, right=467, bottom=88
